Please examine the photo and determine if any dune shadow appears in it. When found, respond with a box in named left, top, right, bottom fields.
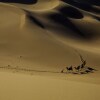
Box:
left=59, top=6, right=84, bottom=19
left=0, top=0, right=37, bottom=4
left=93, top=16, right=100, bottom=21
left=47, top=13, right=94, bottom=40
left=27, top=14, right=45, bottom=29
left=74, top=0, right=100, bottom=6
left=62, top=0, right=100, bottom=14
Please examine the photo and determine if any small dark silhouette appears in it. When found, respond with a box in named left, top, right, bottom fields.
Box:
left=74, top=65, right=81, bottom=71
left=80, top=61, right=86, bottom=69
left=80, top=72, right=86, bottom=74
left=7, top=65, right=11, bottom=67
left=61, top=51, right=97, bottom=75
left=81, top=60, right=86, bottom=69
left=20, top=56, right=22, bottom=58
left=79, top=52, right=86, bottom=69
left=85, top=70, right=92, bottom=73
left=61, top=69, right=64, bottom=73
left=66, top=66, right=73, bottom=72
left=87, top=67, right=97, bottom=71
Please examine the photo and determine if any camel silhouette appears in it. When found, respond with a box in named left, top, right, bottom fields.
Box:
left=66, top=66, right=73, bottom=71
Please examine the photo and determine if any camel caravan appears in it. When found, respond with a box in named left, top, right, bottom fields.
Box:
left=61, top=54, right=97, bottom=74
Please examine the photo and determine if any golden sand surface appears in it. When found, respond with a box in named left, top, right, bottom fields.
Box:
left=0, top=0, right=100, bottom=100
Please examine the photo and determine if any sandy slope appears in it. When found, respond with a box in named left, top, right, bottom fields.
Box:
left=0, top=72, right=100, bottom=100
left=0, top=0, right=100, bottom=100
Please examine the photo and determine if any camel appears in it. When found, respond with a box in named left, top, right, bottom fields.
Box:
left=87, top=67, right=97, bottom=71
left=66, top=66, right=73, bottom=72
left=74, top=65, right=81, bottom=71
left=85, top=70, right=92, bottom=73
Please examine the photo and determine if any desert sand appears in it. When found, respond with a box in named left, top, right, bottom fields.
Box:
left=0, top=0, right=100, bottom=100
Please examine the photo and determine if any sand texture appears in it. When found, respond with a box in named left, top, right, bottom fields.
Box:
left=0, top=0, right=100, bottom=100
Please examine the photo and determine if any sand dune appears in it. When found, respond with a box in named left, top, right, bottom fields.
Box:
left=0, top=0, right=100, bottom=100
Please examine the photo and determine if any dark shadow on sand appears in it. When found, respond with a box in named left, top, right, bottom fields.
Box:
left=73, top=0, right=100, bottom=6
left=47, top=13, right=94, bottom=40
left=62, top=0, right=100, bottom=14
left=59, top=6, right=84, bottom=19
left=93, top=16, right=100, bottom=21
left=28, top=14, right=45, bottom=29
left=0, top=0, right=37, bottom=4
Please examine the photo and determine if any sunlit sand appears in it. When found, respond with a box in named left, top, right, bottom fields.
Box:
left=0, top=0, right=100, bottom=100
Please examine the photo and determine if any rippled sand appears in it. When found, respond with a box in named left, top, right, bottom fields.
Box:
left=0, top=0, right=100, bottom=100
